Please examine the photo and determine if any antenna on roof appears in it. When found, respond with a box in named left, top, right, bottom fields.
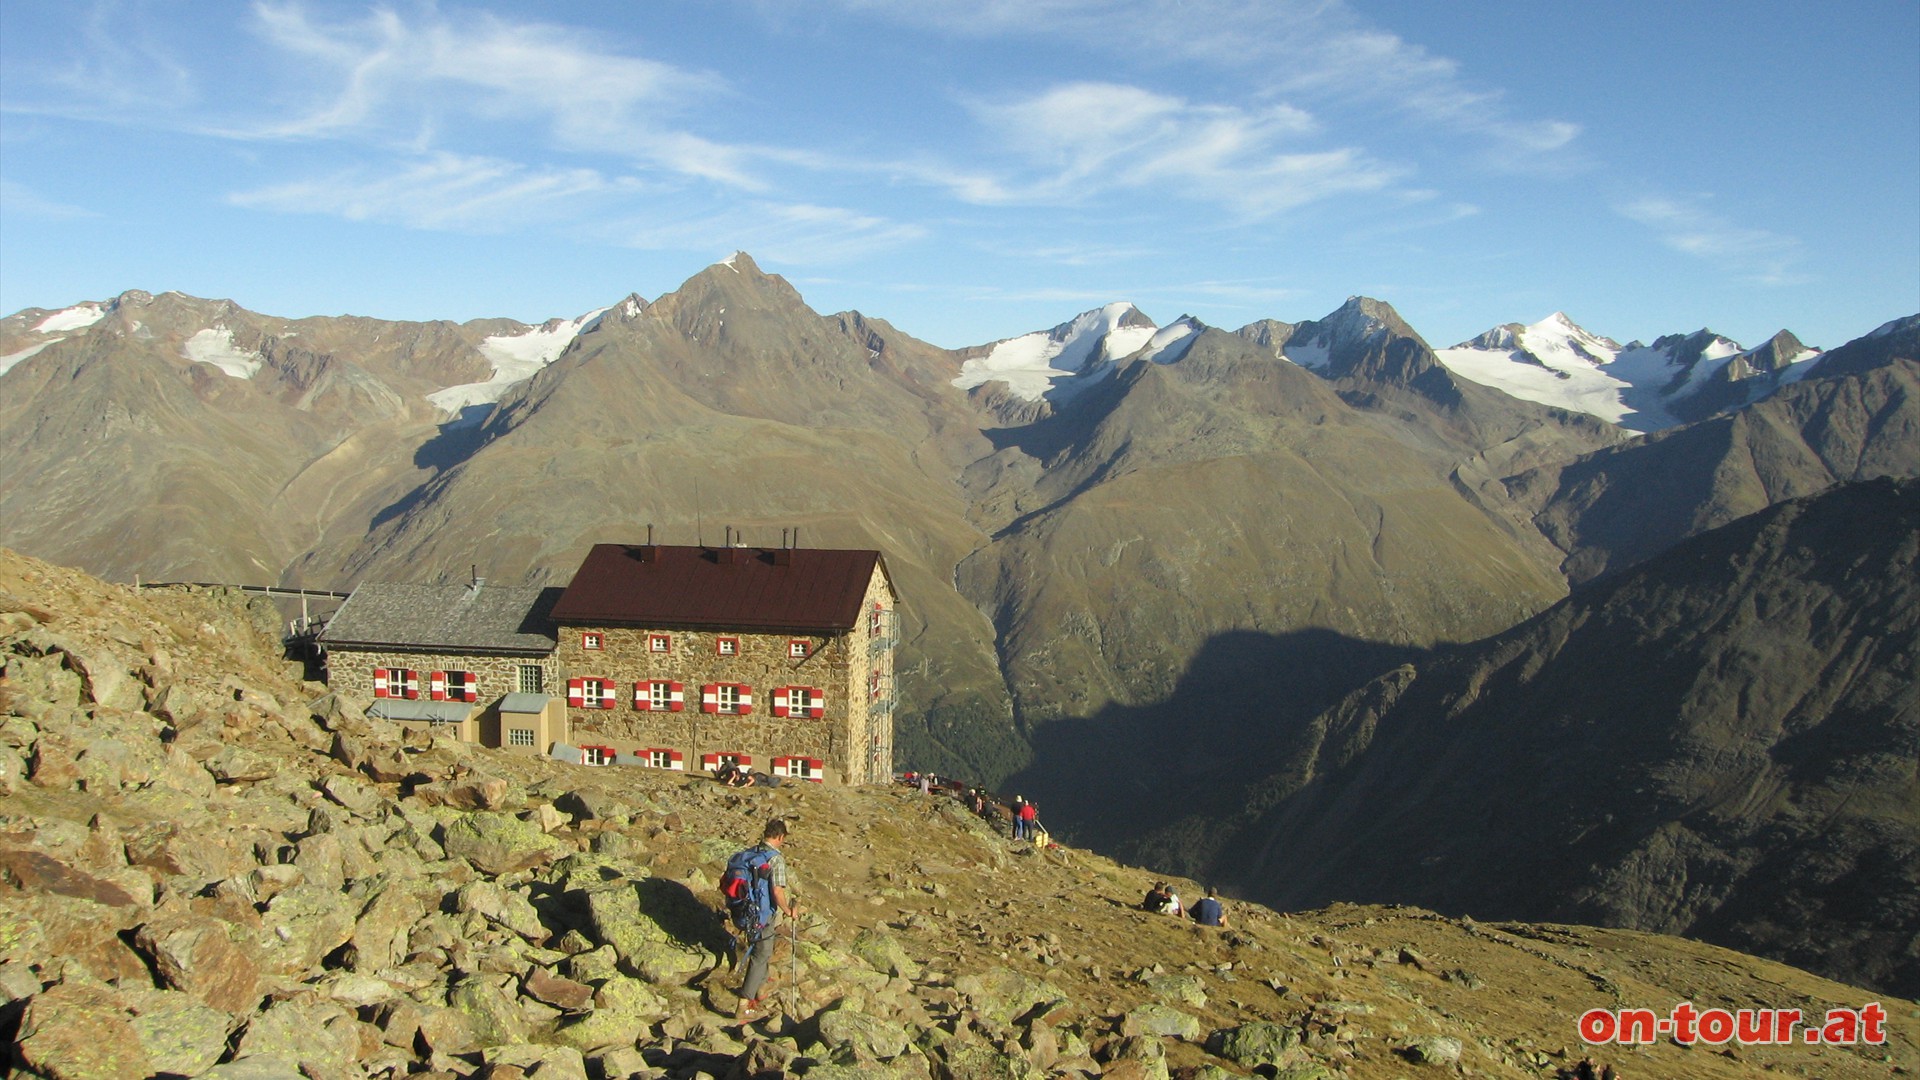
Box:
left=782, top=528, right=789, bottom=549
left=695, top=480, right=703, bottom=547
left=647, top=523, right=654, bottom=546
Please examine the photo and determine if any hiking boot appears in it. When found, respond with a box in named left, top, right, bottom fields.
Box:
left=734, top=995, right=760, bottom=1021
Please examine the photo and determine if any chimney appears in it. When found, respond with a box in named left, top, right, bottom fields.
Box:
left=469, top=565, right=484, bottom=592
left=639, top=523, right=657, bottom=562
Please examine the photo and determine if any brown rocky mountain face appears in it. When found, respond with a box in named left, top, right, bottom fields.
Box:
left=1131, top=478, right=1920, bottom=998
left=1, top=548, right=1914, bottom=1079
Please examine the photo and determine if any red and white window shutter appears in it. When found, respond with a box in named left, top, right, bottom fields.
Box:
left=567, top=678, right=584, bottom=708
left=635, top=680, right=686, bottom=712
left=773, top=756, right=825, bottom=781
left=373, top=667, right=389, bottom=698
left=772, top=686, right=826, bottom=719
left=700, top=683, right=753, bottom=715
left=429, top=671, right=447, bottom=700
left=454, top=672, right=478, bottom=703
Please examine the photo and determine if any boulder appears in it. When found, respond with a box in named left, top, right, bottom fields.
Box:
left=15, top=980, right=155, bottom=1080
left=442, top=812, right=568, bottom=875
left=134, top=912, right=266, bottom=1013
left=1122, top=1003, right=1204, bottom=1042
left=122, top=985, right=234, bottom=1078
left=951, top=967, right=1066, bottom=1027
left=852, top=927, right=922, bottom=980
left=450, top=973, right=529, bottom=1047
left=457, top=880, right=549, bottom=942
left=817, top=1004, right=913, bottom=1061
left=522, top=965, right=595, bottom=1012
left=413, top=774, right=513, bottom=810
left=1403, top=1034, right=1463, bottom=1066
left=1207, top=1021, right=1302, bottom=1069
left=552, top=975, right=669, bottom=1050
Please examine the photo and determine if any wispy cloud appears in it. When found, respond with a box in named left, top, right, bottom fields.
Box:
left=244, top=2, right=759, bottom=187
left=924, top=82, right=1397, bottom=217
left=821, top=0, right=1580, bottom=158
left=228, top=153, right=638, bottom=232
left=1617, top=195, right=1804, bottom=285
left=0, top=179, right=100, bottom=221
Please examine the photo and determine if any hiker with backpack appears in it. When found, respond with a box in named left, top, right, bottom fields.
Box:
left=720, top=818, right=798, bottom=1021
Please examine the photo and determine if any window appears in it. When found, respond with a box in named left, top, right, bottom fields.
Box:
left=636, top=680, right=684, bottom=712
left=716, top=636, right=739, bottom=656
left=648, top=634, right=672, bottom=654
left=433, top=670, right=478, bottom=703
left=374, top=667, right=419, bottom=699
left=774, top=756, right=823, bottom=780
left=644, top=748, right=683, bottom=770
left=507, top=728, right=536, bottom=748
left=517, top=665, right=543, bottom=695
left=581, top=745, right=615, bottom=766
left=581, top=632, right=604, bottom=651
left=870, top=604, right=885, bottom=635
left=701, top=683, right=753, bottom=715
left=772, top=686, right=824, bottom=719
left=702, top=751, right=750, bottom=771
left=788, top=639, right=810, bottom=659
left=568, top=678, right=618, bottom=710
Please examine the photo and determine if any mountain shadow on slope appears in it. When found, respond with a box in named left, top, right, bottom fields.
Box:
left=998, top=627, right=1426, bottom=858
left=1152, top=477, right=1920, bottom=996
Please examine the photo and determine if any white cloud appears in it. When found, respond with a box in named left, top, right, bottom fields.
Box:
left=819, top=0, right=1579, bottom=156
left=244, top=2, right=759, bottom=187
left=228, top=153, right=637, bottom=232
left=941, top=81, right=1396, bottom=217
left=1617, top=196, right=1804, bottom=285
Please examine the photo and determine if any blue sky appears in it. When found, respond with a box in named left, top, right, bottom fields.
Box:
left=2, top=0, right=1915, bottom=351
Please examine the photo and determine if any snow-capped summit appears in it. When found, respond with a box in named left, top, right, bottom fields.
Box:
left=1437, top=314, right=1821, bottom=431
left=952, top=302, right=1159, bottom=402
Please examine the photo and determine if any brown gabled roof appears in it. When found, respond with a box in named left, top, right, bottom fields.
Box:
left=550, top=544, right=889, bottom=633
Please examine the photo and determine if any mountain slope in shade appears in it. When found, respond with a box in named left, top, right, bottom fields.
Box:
left=1141, top=477, right=1920, bottom=997
left=1506, top=315, right=1920, bottom=583
left=1436, top=313, right=1823, bottom=431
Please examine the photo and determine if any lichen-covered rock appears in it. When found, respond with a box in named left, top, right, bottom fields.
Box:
left=15, top=980, right=154, bottom=1080
left=1122, top=1003, right=1203, bottom=1041
left=552, top=974, right=669, bottom=1050
left=442, top=811, right=568, bottom=875
left=450, top=973, right=529, bottom=1047
left=457, top=879, right=548, bottom=942
left=817, top=1002, right=914, bottom=1061
left=134, top=911, right=266, bottom=1013
left=852, top=927, right=921, bottom=980
left=1140, top=972, right=1207, bottom=1007
left=1207, top=1021, right=1302, bottom=1068
left=122, top=985, right=233, bottom=1077
left=1404, top=1034, right=1462, bottom=1066
left=951, top=966, right=1065, bottom=1028
left=235, top=998, right=372, bottom=1079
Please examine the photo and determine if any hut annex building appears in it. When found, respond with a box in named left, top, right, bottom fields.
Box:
left=317, top=542, right=898, bottom=786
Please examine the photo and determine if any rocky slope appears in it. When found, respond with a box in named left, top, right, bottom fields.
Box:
left=1130, top=478, right=1920, bottom=999
left=1, top=547, right=1915, bottom=1079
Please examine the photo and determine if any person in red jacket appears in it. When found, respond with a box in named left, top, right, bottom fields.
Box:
left=1014, top=796, right=1038, bottom=841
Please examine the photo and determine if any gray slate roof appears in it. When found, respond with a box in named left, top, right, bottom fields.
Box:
left=368, top=699, right=475, bottom=723
left=500, top=693, right=551, bottom=714
left=319, top=583, right=560, bottom=655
